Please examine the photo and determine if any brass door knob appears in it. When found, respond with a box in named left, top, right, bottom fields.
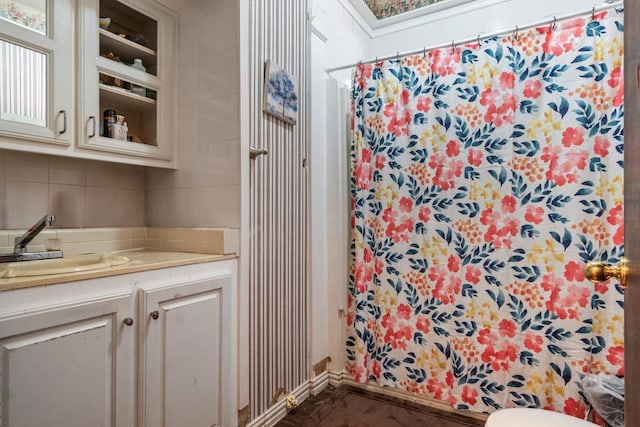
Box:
left=584, top=257, right=628, bottom=289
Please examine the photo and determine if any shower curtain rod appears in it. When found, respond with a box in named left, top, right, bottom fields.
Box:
left=325, top=1, right=623, bottom=74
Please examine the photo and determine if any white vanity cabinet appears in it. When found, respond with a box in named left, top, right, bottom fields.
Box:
left=139, top=269, right=234, bottom=427
left=0, top=285, right=135, bottom=426
left=0, top=259, right=237, bottom=427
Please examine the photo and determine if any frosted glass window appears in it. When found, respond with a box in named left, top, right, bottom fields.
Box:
left=0, top=40, right=47, bottom=127
left=0, top=0, right=47, bottom=34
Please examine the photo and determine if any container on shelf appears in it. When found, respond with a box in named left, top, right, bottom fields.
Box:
left=103, top=109, right=116, bottom=137
left=129, top=58, right=146, bottom=97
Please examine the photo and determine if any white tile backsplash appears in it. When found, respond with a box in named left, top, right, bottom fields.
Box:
left=49, top=184, right=86, bottom=227
left=6, top=181, right=49, bottom=227
left=0, top=151, right=147, bottom=229
left=85, top=186, right=118, bottom=227
left=86, top=160, right=119, bottom=187
left=49, top=158, right=86, bottom=186
left=116, top=189, right=146, bottom=226
left=0, top=226, right=238, bottom=256
left=116, top=165, right=146, bottom=190
left=5, top=152, right=49, bottom=183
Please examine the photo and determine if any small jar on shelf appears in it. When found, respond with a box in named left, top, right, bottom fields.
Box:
left=129, top=58, right=146, bottom=97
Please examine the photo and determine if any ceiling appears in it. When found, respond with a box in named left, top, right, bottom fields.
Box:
left=362, top=0, right=448, bottom=19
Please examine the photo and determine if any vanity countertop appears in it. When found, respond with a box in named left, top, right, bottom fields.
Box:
left=0, top=250, right=236, bottom=292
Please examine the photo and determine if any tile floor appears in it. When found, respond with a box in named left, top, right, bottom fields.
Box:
left=276, top=385, right=486, bottom=427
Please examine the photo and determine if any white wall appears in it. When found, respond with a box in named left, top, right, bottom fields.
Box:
left=309, top=0, right=372, bottom=373
left=146, top=0, right=240, bottom=228
left=373, top=0, right=601, bottom=58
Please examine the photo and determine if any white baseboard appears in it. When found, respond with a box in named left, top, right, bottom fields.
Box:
left=248, top=371, right=331, bottom=427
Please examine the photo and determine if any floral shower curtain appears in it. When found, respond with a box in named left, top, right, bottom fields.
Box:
left=347, top=9, right=624, bottom=418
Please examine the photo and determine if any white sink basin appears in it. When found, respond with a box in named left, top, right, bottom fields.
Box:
left=0, top=254, right=130, bottom=278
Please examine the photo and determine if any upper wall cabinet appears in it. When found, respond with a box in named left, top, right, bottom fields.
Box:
left=0, top=0, right=177, bottom=168
left=0, top=0, right=73, bottom=146
left=77, top=0, right=177, bottom=167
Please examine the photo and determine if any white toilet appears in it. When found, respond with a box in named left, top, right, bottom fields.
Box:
left=485, top=408, right=599, bottom=427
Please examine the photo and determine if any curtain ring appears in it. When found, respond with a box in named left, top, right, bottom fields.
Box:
left=592, top=6, right=596, bottom=21
left=396, top=51, right=400, bottom=60
left=550, top=16, right=557, bottom=32
left=423, top=46, right=426, bottom=58
left=451, top=40, right=456, bottom=54
left=513, top=25, right=519, bottom=42
left=477, top=34, right=481, bottom=46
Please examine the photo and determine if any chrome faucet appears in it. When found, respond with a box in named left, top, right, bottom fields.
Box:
left=0, top=214, right=63, bottom=263
left=14, top=214, right=56, bottom=253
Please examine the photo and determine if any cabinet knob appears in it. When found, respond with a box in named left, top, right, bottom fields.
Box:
left=150, top=310, right=160, bottom=320
left=123, top=317, right=134, bottom=326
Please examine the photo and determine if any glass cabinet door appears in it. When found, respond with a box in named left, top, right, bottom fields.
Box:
left=0, top=0, right=72, bottom=145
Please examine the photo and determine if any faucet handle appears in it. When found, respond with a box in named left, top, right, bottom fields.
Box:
left=14, top=214, right=56, bottom=254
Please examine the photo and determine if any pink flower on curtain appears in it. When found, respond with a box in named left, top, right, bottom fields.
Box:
left=542, top=18, right=585, bottom=57
left=429, top=47, right=461, bottom=76
left=524, top=333, right=544, bottom=353
left=481, top=342, right=518, bottom=372
left=525, top=205, right=545, bottom=224
left=416, top=316, right=431, bottom=333
left=429, top=154, right=464, bottom=190
left=356, top=63, right=373, bottom=89
left=428, top=265, right=462, bottom=304
left=499, top=319, right=517, bottom=338
left=606, top=346, right=625, bottom=376
left=541, top=145, right=589, bottom=186
left=523, top=80, right=542, bottom=98
left=418, top=206, right=431, bottom=222
left=417, top=96, right=432, bottom=112
left=480, top=208, right=519, bottom=248
left=562, top=127, right=586, bottom=147
left=355, top=148, right=373, bottom=189
left=465, top=266, right=482, bottom=284
left=609, top=65, right=624, bottom=107
left=608, top=205, right=624, bottom=246
left=564, top=398, right=588, bottom=420
left=462, top=386, right=479, bottom=406
left=448, top=255, right=461, bottom=272
left=594, top=136, right=611, bottom=157
left=468, top=149, right=483, bottom=166
left=564, top=261, right=585, bottom=281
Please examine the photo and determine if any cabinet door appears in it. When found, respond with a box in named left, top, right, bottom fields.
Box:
left=0, top=0, right=73, bottom=146
left=140, top=274, right=231, bottom=427
left=77, top=0, right=177, bottom=167
left=0, top=294, right=134, bottom=427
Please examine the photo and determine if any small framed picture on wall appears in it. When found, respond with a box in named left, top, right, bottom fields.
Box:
left=263, top=60, right=298, bottom=125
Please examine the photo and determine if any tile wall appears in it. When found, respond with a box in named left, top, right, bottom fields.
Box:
left=0, top=150, right=146, bottom=229
left=146, top=0, right=240, bottom=229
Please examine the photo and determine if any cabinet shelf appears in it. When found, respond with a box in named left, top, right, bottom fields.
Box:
left=99, top=28, right=156, bottom=66
left=99, top=83, right=156, bottom=112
